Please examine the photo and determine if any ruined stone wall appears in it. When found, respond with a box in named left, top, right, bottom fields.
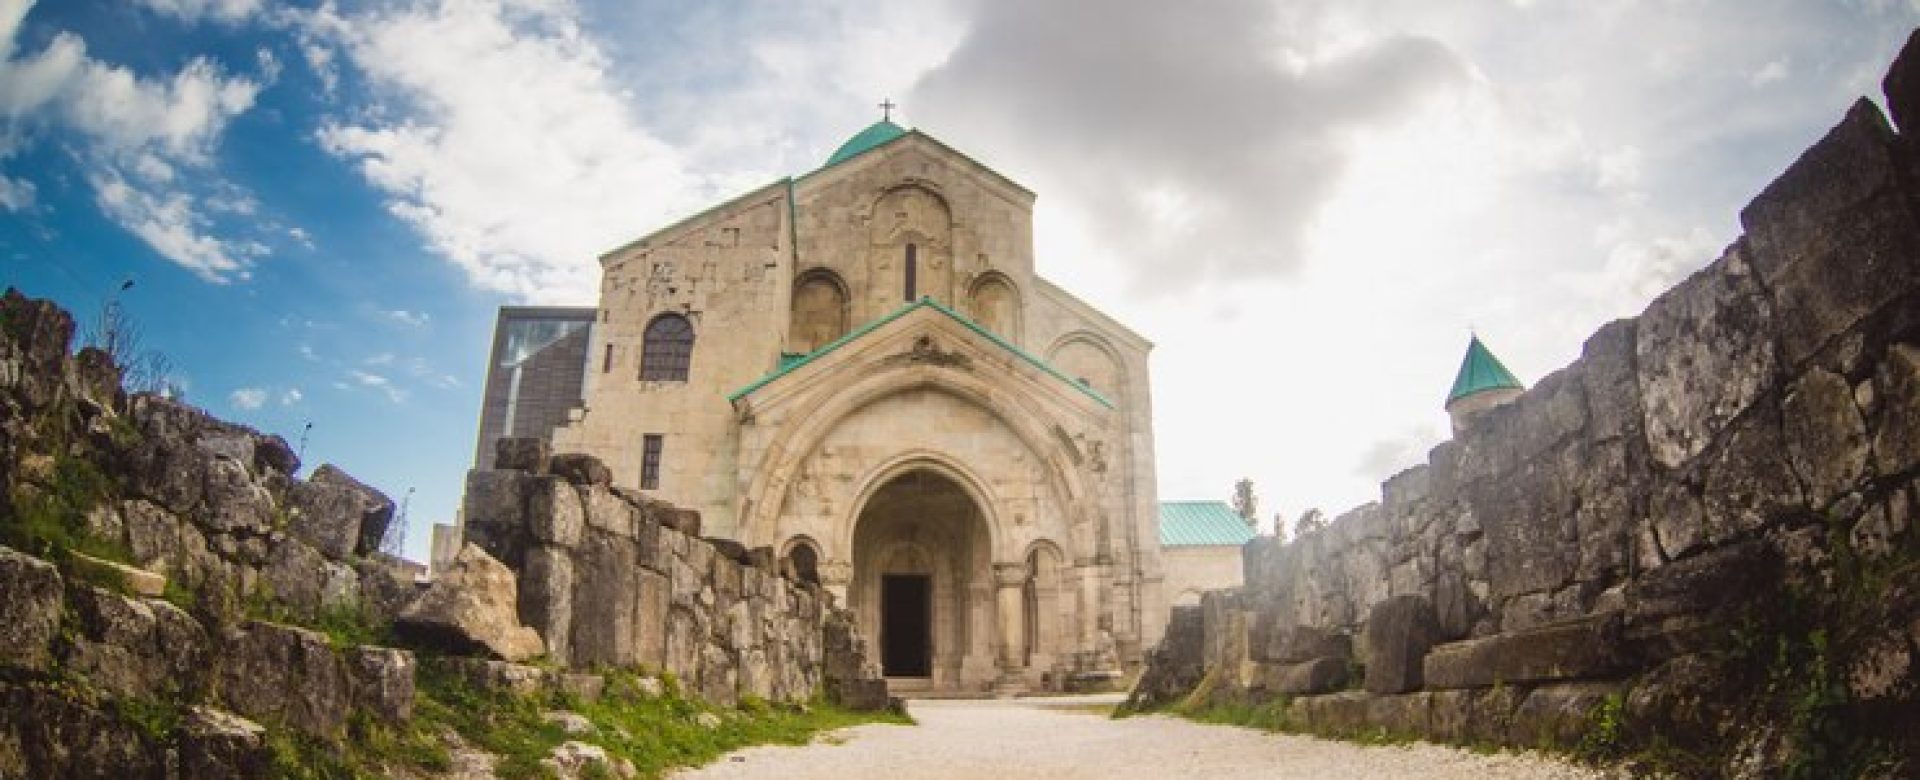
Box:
left=463, top=444, right=888, bottom=709
left=1131, top=33, right=1920, bottom=776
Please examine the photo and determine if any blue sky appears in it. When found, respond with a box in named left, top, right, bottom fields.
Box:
left=3, top=0, right=1917, bottom=560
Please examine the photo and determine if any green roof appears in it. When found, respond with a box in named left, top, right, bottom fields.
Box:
left=824, top=120, right=907, bottom=168
left=1446, top=335, right=1524, bottom=404
left=1159, top=501, right=1256, bottom=547
left=727, top=297, right=1113, bottom=408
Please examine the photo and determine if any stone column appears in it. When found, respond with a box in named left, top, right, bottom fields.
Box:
left=1075, top=558, right=1103, bottom=648
left=992, top=562, right=1029, bottom=681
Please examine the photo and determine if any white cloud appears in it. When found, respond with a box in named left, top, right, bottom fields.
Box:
left=348, top=369, right=407, bottom=403
left=384, top=309, right=429, bottom=327
left=0, top=0, right=267, bottom=281
left=1751, top=57, right=1791, bottom=87
left=280, top=387, right=303, bottom=405
left=287, top=226, right=314, bottom=248
left=132, top=0, right=264, bottom=26
left=87, top=165, right=250, bottom=282
left=228, top=386, right=267, bottom=409
left=0, top=173, right=32, bottom=210
left=310, top=0, right=705, bottom=302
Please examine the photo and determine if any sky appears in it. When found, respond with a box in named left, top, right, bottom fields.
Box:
left=2, top=0, right=1916, bottom=561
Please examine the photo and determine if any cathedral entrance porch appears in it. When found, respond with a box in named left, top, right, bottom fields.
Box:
left=850, top=467, right=1015, bottom=693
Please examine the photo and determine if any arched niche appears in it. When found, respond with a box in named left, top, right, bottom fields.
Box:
left=867, top=184, right=953, bottom=309
left=780, top=535, right=823, bottom=586
left=1046, top=333, right=1124, bottom=404
left=1022, top=539, right=1075, bottom=673
left=967, top=272, right=1022, bottom=342
left=789, top=269, right=850, bottom=354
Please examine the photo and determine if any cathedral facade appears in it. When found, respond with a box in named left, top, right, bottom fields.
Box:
left=543, top=118, right=1163, bottom=693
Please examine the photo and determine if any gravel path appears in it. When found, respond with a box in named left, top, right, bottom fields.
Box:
left=670, top=695, right=1605, bottom=780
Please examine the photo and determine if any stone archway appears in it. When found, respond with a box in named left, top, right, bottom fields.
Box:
left=850, top=468, right=998, bottom=691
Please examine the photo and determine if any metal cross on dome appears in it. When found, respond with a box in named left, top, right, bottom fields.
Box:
left=879, top=99, right=896, bottom=121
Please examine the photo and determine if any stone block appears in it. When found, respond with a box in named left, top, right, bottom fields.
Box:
left=635, top=568, right=670, bottom=669
left=348, top=646, right=416, bottom=723
left=0, top=546, right=63, bottom=673
left=0, top=681, right=170, bottom=777
left=286, top=478, right=369, bottom=560
left=1423, top=611, right=1626, bottom=690
left=1507, top=682, right=1621, bottom=750
left=1872, top=344, right=1920, bottom=478
left=1367, top=692, right=1432, bottom=738
left=217, top=621, right=353, bottom=739
left=461, top=469, right=532, bottom=569
left=309, top=464, right=395, bottom=556
left=1267, top=625, right=1353, bottom=665
left=1624, top=539, right=1778, bottom=660
left=61, top=584, right=209, bottom=701
left=519, top=545, right=574, bottom=663
left=549, top=452, right=613, bottom=487
left=1266, top=656, right=1349, bottom=696
left=1636, top=245, right=1778, bottom=470
left=494, top=436, right=550, bottom=472
left=441, top=657, right=553, bottom=697
left=1741, top=100, right=1918, bottom=367
left=396, top=544, right=545, bottom=662
left=178, top=707, right=271, bottom=780
left=1782, top=368, right=1872, bottom=510
left=529, top=479, right=585, bottom=547
left=1364, top=594, right=1440, bottom=694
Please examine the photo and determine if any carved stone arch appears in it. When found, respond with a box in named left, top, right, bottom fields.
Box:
left=1045, top=331, right=1126, bottom=403
left=740, top=365, right=1099, bottom=561
left=866, top=183, right=955, bottom=307
left=834, top=452, right=1005, bottom=563
left=778, top=534, right=823, bottom=585
left=966, top=271, right=1023, bottom=343
left=789, top=268, right=851, bottom=353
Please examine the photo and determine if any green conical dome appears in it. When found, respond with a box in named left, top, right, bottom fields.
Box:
left=1447, top=335, right=1524, bottom=404
left=823, top=120, right=906, bottom=167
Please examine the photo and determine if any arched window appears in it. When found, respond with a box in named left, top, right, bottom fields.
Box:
left=786, top=542, right=820, bottom=586
left=640, top=313, right=694, bottom=381
left=904, top=243, right=918, bottom=301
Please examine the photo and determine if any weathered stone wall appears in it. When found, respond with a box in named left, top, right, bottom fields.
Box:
left=0, top=288, right=891, bottom=776
left=464, top=441, right=889, bottom=709
left=1131, top=32, right=1920, bottom=776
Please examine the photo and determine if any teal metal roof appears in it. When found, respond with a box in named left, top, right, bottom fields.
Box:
left=1159, top=501, right=1256, bottom=547
left=1446, top=335, right=1524, bottom=404
left=727, top=297, right=1113, bottom=408
left=824, top=120, right=907, bottom=168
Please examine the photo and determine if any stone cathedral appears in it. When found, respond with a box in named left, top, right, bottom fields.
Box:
left=533, top=116, right=1165, bottom=694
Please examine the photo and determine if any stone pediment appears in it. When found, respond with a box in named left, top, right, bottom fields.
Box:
left=727, top=298, right=1114, bottom=424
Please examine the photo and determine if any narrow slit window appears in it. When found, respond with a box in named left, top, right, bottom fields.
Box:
left=640, top=434, right=663, bottom=489
left=904, top=243, right=917, bottom=301
left=602, top=343, right=614, bottom=373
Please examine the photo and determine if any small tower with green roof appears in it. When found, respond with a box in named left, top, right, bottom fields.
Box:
left=1445, top=334, right=1525, bottom=436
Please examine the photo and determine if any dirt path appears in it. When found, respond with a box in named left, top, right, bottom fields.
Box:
left=670, top=695, right=1605, bottom=780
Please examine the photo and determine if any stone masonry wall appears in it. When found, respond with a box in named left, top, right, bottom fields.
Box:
left=463, top=443, right=889, bottom=709
left=1130, top=32, right=1920, bottom=777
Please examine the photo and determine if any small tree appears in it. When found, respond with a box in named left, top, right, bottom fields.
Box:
left=1294, top=508, right=1327, bottom=538
left=1271, top=512, right=1289, bottom=543
left=83, top=296, right=179, bottom=396
left=1230, top=478, right=1258, bottom=527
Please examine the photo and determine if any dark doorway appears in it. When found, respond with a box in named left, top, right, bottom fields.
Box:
left=880, top=574, right=932, bottom=676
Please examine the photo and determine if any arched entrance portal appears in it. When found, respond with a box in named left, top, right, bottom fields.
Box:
left=850, top=469, right=997, bottom=690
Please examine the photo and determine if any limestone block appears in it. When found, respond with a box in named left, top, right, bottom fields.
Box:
left=549, top=452, right=614, bottom=487
left=178, top=707, right=271, bottom=780
left=520, top=545, right=574, bottom=664
left=665, top=606, right=703, bottom=683
left=0, top=546, right=63, bottom=673
left=1267, top=625, right=1353, bottom=665
left=1422, top=612, right=1626, bottom=690
left=348, top=645, right=416, bottom=724
left=441, top=657, right=553, bottom=697
left=66, top=551, right=166, bottom=597
left=1781, top=368, right=1872, bottom=510
left=529, top=479, right=585, bottom=547
left=201, top=456, right=275, bottom=539
left=635, top=568, right=669, bottom=669
left=462, top=469, right=533, bottom=569
left=1366, top=692, right=1433, bottom=738
left=395, top=544, right=545, bottom=662
left=286, top=478, right=367, bottom=560
left=1636, top=246, right=1778, bottom=470
left=1740, top=100, right=1919, bottom=366
left=1464, top=457, right=1577, bottom=601
left=1872, top=344, right=1920, bottom=478
left=0, top=681, right=171, bottom=776
left=261, top=538, right=357, bottom=618
left=1507, top=682, right=1621, bottom=750
left=583, top=484, right=638, bottom=538
left=563, top=534, right=638, bottom=668
left=1699, top=407, right=1805, bottom=543
left=1263, top=656, right=1349, bottom=696
left=1363, top=594, right=1440, bottom=694
left=1579, top=319, right=1645, bottom=444
left=216, top=621, right=353, bottom=739
left=309, top=464, right=395, bottom=556
left=699, top=642, right=738, bottom=707
left=60, top=584, right=208, bottom=700
left=494, top=436, right=550, bottom=472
